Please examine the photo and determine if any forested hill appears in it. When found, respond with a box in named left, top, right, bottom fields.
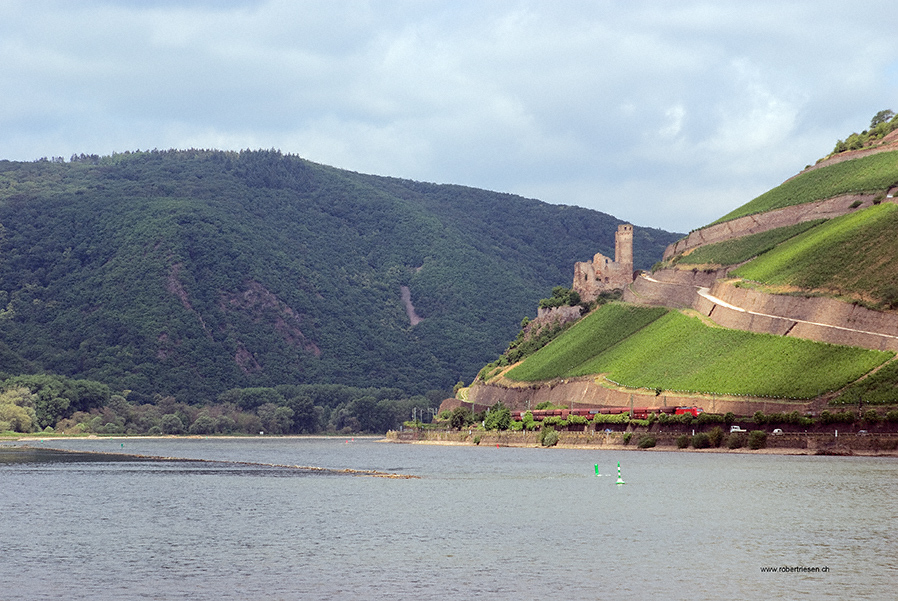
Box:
left=0, top=149, right=680, bottom=402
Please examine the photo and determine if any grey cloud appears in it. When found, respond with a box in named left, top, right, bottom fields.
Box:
left=1, top=0, right=897, bottom=232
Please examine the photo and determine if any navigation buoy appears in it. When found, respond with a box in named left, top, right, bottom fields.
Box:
left=616, top=461, right=626, bottom=485
left=595, top=463, right=600, bottom=477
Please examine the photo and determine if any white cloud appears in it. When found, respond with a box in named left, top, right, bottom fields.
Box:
left=1, top=0, right=898, bottom=232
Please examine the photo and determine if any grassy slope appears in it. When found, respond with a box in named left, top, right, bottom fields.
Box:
left=505, top=306, right=891, bottom=399
left=676, top=220, right=825, bottom=266
left=731, top=203, right=898, bottom=307
left=710, top=150, right=898, bottom=226
left=505, top=304, right=668, bottom=381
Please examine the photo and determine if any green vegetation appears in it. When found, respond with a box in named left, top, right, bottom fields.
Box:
left=710, top=150, right=898, bottom=225
left=505, top=303, right=668, bottom=381
left=831, top=109, right=898, bottom=154
left=0, top=374, right=437, bottom=435
left=676, top=221, right=824, bottom=266
left=508, top=309, right=891, bottom=399
left=833, top=359, right=898, bottom=405
left=539, top=426, right=559, bottom=447
left=691, top=432, right=710, bottom=449
left=748, top=430, right=768, bottom=450
left=538, top=286, right=581, bottom=309
left=732, top=203, right=898, bottom=308
left=483, top=402, right=511, bottom=431
left=0, top=150, right=680, bottom=403
left=637, top=435, right=656, bottom=449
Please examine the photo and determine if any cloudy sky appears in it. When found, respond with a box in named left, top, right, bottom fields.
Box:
left=2, top=1, right=897, bottom=232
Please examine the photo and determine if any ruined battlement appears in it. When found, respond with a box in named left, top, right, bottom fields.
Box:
left=572, top=224, right=635, bottom=302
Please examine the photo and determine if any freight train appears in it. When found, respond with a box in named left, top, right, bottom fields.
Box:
left=511, top=406, right=703, bottom=421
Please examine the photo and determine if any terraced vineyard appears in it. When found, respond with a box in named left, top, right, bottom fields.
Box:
left=711, top=150, right=898, bottom=225
left=676, top=220, right=824, bottom=267
left=505, top=304, right=667, bottom=382
left=731, top=203, right=898, bottom=308
left=506, top=308, right=891, bottom=399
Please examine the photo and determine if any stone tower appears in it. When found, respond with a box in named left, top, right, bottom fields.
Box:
left=614, top=224, right=633, bottom=274
left=572, top=224, right=635, bottom=302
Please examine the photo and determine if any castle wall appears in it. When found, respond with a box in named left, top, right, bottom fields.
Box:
left=573, top=224, right=635, bottom=302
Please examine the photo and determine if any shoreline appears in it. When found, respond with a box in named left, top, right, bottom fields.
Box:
left=2, top=434, right=386, bottom=442
left=394, top=438, right=898, bottom=456
left=386, top=430, right=898, bottom=457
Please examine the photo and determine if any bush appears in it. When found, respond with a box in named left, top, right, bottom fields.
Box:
left=473, top=434, right=481, bottom=445
left=450, top=407, right=472, bottom=429
left=707, top=426, right=724, bottom=448
left=484, top=403, right=511, bottom=431
left=637, top=435, right=657, bottom=449
left=622, top=432, right=633, bottom=445
left=753, top=411, right=767, bottom=426
left=727, top=433, right=745, bottom=449
left=539, top=426, right=558, bottom=447
left=748, top=430, right=767, bottom=450
left=862, top=409, right=881, bottom=424
left=676, top=434, right=690, bottom=449
left=697, top=412, right=724, bottom=425
left=692, top=433, right=710, bottom=449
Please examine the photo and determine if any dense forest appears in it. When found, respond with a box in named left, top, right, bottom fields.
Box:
left=0, top=149, right=679, bottom=432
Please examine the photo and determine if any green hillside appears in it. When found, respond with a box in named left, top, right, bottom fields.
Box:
left=503, top=304, right=891, bottom=399
left=731, top=203, right=898, bottom=309
left=0, top=150, right=680, bottom=402
left=676, top=220, right=825, bottom=267
left=710, top=150, right=898, bottom=226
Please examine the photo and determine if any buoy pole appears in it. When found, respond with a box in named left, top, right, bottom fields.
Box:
left=595, top=463, right=600, bottom=477
left=616, top=461, right=625, bottom=485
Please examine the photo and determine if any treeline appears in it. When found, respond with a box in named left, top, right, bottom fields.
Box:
left=0, top=372, right=443, bottom=435
left=0, top=149, right=681, bottom=402
left=831, top=109, right=898, bottom=155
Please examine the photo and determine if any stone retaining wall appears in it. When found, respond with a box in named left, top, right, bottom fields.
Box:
left=623, top=273, right=696, bottom=307
left=465, top=378, right=813, bottom=415
left=705, top=281, right=898, bottom=351
left=663, top=193, right=882, bottom=260
left=388, top=429, right=898, bottom=455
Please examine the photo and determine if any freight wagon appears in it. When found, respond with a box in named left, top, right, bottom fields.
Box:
left=511, top=406, right=703, bottom=421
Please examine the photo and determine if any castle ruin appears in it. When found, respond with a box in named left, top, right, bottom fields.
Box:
left=572, top=224, right=634, bottom=302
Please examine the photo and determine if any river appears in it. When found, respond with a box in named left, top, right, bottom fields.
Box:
left=0, top=437, right=895, bottom=600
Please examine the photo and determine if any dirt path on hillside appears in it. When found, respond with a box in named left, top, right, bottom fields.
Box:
left=641, top=273, right=898, bottom=342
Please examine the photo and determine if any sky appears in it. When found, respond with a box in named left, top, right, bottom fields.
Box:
left=2, top=1, right=897, bottom=233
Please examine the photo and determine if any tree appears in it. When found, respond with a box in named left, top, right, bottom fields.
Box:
left=870, top=109, right=895, bottom=128
left=450, top=406, right=472, bottom=429
left=160, top=413, right=185, bottom=434
left=257, top=403, right=294, bottom=434
left=484, top=402, right=511, bottom=431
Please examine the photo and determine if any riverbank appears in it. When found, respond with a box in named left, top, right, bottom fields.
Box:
left=386, top=429, right=898, bottom=456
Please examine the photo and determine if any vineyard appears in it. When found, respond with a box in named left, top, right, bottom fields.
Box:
left=504, top=303, right=667, bottom=382
left=731, top=203, right=898, bottom=307
left=711, top=150, right=898, bottom=225
left=675, top=220, right=824, bottom=267
left=507, top=309, right=891, bottom=399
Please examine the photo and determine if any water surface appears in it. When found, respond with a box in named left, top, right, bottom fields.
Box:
left=1, top=438, right=895, bottom=600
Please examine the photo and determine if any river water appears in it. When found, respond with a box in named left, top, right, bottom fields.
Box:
left=0, top=438, right=895, bottom=600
